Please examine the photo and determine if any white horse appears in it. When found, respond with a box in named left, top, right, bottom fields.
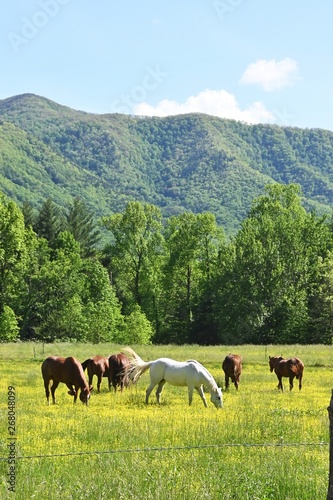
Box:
left=124, top=348, right=223, bottom=408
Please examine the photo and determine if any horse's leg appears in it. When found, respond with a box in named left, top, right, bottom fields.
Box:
left=97, top=374, right=102, bottom=393
left=298, top=371, right=303, bottom=391
left=67, top=384, right=79, bottom=403
left=289, top=375, right=294, bottom=391
left=225, top=375, right=229, bottom=390
left=51, top=381, right=60, bottom=404
left=194, top=386, right=208, bottom=407
left=66, top=383, right=77, bottom=403
left=155, top=380, right=166, bottom=404
left=277, top=376, right=283, bottom=391
left=145, top=381, right=157, bottom=404
left=73, top=387, right=78, bottom=403
left=234, top=375, right=239, bottom=390
left=44, top=378, right=51, bottom=404
left=87, top=368, right=93, bottom=390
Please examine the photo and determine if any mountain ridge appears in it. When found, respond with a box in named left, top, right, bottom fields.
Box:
left=0, top=93, right=332, bottom=234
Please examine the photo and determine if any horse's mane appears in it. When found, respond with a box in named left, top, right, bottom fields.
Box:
left=187, top=359, right=218, bottom=390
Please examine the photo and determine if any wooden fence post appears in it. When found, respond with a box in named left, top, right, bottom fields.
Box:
left=328, top=389, right=333, bottom=500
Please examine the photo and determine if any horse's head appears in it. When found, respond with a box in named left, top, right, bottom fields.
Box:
left=269, top=356, right=283, bottom=372
left=211, top=387, right=223, bottom=409
left=269, top=356, right=278, bottom=372
left=79, top=387, right=91, bottom=405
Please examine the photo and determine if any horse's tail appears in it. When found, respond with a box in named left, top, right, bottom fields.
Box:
left=81, top=359, right=91, bottom=372
left=297, top=362, right=304, bottom=390
left=122, top=347, right=153, bottom=384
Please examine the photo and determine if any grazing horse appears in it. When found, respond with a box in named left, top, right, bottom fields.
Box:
left=124, top=347, right=223, bottom=408
left=108, top=353, right=131, bottom=392
left=81, top=355, right=110, bottom=393
left=222, top=354, right=242, bottom=390
left=269, top=356, right=304, bottom=391
left=41, top=356, right=91, bottom=405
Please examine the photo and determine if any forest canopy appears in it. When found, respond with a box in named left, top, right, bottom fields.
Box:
left=0, top=184, right=332, bottom=345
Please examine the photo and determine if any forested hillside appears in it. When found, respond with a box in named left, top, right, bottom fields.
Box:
left=0, top=93, right=333, bottom=235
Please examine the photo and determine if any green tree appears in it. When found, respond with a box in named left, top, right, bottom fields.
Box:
left=118, top=305, right=153, bottom=344
left=66, top=197, right=101, bottom=257
left=101, top=201, right=164, bottom=330
left=160, top=211, right=224, bottom=344
left=216, top=184, right=332, bottom=344
left=34, top=198, right=65, bottom=247
left=0, top=193, right=29, bottom=318
left=80, top=259, right=124, bottom=343
left=0, top=306, right=19, bottom=341
left=21, top=201, right=36, bottom=229
left=23, top=231, right=124, bottom=342
left=306, top=251, right=333, bottom=344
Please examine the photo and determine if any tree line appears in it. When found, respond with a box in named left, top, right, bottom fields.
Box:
left=0, top=183, right=332, bottom=345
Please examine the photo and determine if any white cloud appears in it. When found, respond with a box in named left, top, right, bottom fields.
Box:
left=133, top=89, right=275, bottom=124
left=239, top=58, right=299, bottom=91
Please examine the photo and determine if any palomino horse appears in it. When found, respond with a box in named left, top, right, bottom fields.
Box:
left=41, top=356, right=91, bottom=405
left=124, top=347, right=223, bottom=408
left=269, top=356, right=304, bottom=391
left=222, top=354, right=242, bottom=390
left=81, top=355, right=110, bottom=393
left=108, top=353, right=131, bottom=392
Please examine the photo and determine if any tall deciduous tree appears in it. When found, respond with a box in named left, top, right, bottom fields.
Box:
left=22, top=230, right=124, bottom=342
left=160, top=211, right=224, bottom=344
left=101, top=201, right=164, bottom=332
left=216, top=184, right=333, bottom=344
left=0, top=194, right=28, bottom=311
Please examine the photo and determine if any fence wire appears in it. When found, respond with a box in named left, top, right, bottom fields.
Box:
left=0, top=441, right=329, bottom=462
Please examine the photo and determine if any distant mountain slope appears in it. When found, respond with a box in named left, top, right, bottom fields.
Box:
left=0, top=93, right=332, bottom=234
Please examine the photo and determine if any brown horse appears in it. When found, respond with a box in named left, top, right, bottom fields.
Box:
left=81, top=355, right=110, bottom=393
left=108, top=353, right=131, bottom=392
left=41, top=356, right=91, bottom=405
left=269, top=356, right=304, bottom=391
left=222, top=354, right=242, bottom=390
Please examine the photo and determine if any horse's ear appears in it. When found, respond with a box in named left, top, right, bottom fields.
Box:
left=89, top=385, right=94, bottom=392
left=68, top=389, right=76, bottom=396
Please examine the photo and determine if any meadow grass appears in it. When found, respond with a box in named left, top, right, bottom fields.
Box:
left=0, top=342, right=332, bottom=499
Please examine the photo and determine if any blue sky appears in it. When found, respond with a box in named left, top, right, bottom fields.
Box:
left=1, top=1, right=333, bottom=130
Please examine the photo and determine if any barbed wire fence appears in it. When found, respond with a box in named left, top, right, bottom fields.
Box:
left=0, top=440, right=329, bottom=462
left=2, top=389, right=333, bottom=497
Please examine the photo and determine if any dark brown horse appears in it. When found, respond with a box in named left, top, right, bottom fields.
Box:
left=108, top=353, right=131, bottom=392
left=41, top=356, right=91, bottom=405
left=269, top=356, right=304, bottom=391
left=222, top=354, right=242, bottom=390
left=81, top=355, right=110, bottom=393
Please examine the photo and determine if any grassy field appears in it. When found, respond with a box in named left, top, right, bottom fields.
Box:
left=0, top=342, right=332, bottom=499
